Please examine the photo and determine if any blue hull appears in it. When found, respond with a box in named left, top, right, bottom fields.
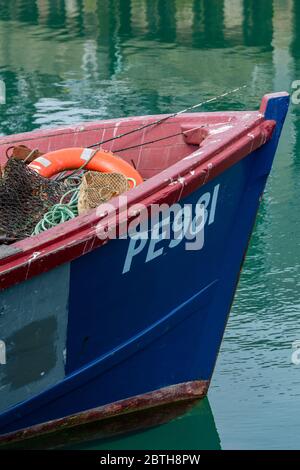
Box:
left=0, top=94, right=289, bottom=436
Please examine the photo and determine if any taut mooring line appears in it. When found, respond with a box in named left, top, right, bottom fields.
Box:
left=61, top=85, right=246, bottom=180
left=88, top=85, right=247, bottom=149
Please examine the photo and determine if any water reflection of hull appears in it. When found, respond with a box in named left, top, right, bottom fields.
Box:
left=84, top=398, right=221, bottom=451
left=0, top=392, right=220, bottom=450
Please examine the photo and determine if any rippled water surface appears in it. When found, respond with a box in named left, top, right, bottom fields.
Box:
left=1, top=0, right=300, bottom=450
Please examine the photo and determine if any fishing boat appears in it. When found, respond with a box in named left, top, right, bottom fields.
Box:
left=0, top=92, right=289, bottom=446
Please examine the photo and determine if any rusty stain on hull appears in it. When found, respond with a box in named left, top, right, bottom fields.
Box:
left=0, top=380, right=209, bottom=448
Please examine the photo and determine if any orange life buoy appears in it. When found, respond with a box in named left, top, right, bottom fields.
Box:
left=29, top=147, right=143, bottom=188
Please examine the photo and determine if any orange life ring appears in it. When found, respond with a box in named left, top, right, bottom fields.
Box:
left=29, top=147, right=143, bottom=188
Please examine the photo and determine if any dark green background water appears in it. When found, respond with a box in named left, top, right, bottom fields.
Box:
left=0, top=0, right=299, bottom=450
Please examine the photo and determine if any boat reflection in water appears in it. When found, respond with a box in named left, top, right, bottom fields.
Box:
left=1, top=391, right=220, bottom=450
left=77, top=398, right=221, bottom=451
left=10, top=397, right=220, bottom=450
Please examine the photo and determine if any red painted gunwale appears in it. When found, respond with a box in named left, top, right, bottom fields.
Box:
left=0, top=93, right=283, bottom=290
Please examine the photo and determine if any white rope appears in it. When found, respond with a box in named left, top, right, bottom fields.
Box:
left=88, top=85, right=247, bottom=149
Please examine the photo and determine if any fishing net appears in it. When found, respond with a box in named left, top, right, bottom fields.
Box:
left=0, top=157, right=130, bottom=243
left=0, top=158, right=69, bottom=242
left=78, top=171, right=129, bottom=214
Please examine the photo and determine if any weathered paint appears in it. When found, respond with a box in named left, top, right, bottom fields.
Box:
left=0, top=380, right=208, bottom=449
left=0, top=93, right=290, bottom=437
left=0, top=263, right=70, bottom=413
left=0, top=109, right=277, bottom=290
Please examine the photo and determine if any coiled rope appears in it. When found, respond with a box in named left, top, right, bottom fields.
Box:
left=32, top=174, right=136, bottom=234
left=32, top=187, right=79, bottom=235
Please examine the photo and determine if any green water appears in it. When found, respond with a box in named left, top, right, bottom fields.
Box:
left=0, top=0, right=299, bottom=450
